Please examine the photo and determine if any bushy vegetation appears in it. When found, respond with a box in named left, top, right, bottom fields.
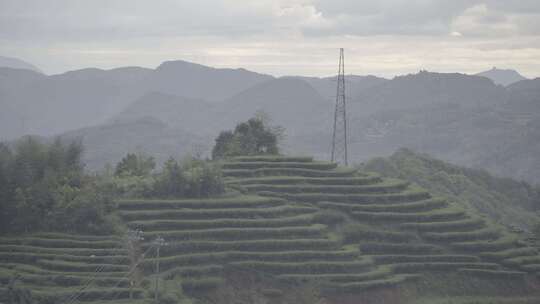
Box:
left=115, top=152, right=156, bottom=177
left=103, top=154, right=224, bottom=199
left=212, top=116, right=281, bottom=159
left=3, top=148, right=540, bottom=303
left=0, top=138, right=225, bottom=235
left=153, top=157, right=224, bottom=198
left=0, top=137, right=116, bottom=234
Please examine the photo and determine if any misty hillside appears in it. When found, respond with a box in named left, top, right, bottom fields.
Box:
left=112, top=91, right=217, bottom=136
left=0, top=56, right=42, bottom=73
left=350, top=71, right=507, bottom=115
left=2, top=60, right=540, bottom=184
left=217, top=77, right=332, bottom=133
left=506, top=78, right=540, bottom=113
left=347, top=94, right=540, bottom=184
left=476, top=67, right=527, bottom=86
left=0, top=66, right=151, bottom=139
left=59, top=117, right=205, bottom=170
left=295, top=74, right=387, bottom=100
left=320, top=71, right=540, bottom=184
left=0, top=61, right=272, bottom=141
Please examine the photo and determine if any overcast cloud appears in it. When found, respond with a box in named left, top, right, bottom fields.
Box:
left=1, top=0, right=539, bottom=77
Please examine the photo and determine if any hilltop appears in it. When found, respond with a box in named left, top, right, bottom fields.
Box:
left=476, top=67, right=527, bottom=86
left=0, top=56, right=42, bottom=74
left=2, top=154, right=540, bottom=303
left=362, top=149, right=540, bottom=230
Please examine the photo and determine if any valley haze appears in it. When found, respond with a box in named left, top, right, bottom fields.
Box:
left=0, top=57, right=539, bottom=185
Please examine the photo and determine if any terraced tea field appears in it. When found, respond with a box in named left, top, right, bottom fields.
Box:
left=1, top=155, right=539, bottom=303
left=118, top=193, right=404, bottom=294
left=224, top=156, right=540, bottom=290
left=0, top=233, right=143, bottom=302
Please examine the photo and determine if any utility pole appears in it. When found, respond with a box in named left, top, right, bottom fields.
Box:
left=331, top=48, right=348, bottom=166
left=126, top=229, right=144, bottom=300
left=153, top=236, right=166, bottom=303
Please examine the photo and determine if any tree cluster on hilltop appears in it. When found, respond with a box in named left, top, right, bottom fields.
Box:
left=107, top=153, right=224, bottom=199
left=0, top=116, right=282, bottom=235
left=212, top=116, right=281, bottom=159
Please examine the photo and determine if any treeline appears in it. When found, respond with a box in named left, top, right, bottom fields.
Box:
left=0, top=116, right=281, bottom=235
left=0, top=137, right=115, bottom=234
left=0, top=139, right=224, bottom=235
left=212, top=116, right=281, bottom=159
left=107, top=153, right=224, bottom=199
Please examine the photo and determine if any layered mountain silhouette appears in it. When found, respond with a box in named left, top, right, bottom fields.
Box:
left=59, top=117, right=206, bottom=170
left=148, top=60, right=273, bottom=102
left=476, top=67, right=527, bottom=86
left=1, top=59, right=539, bottom=183
left=0, top=61, right=271, bottom=140
left=0, top=56, right=42, bottom=73
left=349, top=74, right=540, bottom=184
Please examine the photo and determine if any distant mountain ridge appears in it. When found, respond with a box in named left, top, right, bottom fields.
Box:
left=150, top=60, right=273, bottom=102
left=350, top=71, right=507, bottom=116
left=0, top=60, right=273, bottom=140
left=2, top=59, right=540, bottom=184
left=59, top=117, right=205, bottom=170
left=0, top=56, right=42, bottom=73
left=475, top=67, right=527, bottom=86
left=347, top=72, right=540, bottom=184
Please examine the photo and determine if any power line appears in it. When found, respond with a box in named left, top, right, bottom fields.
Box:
left=331, top=48, right=348, bottom=166
left=65, top=231, right=148, bottom=304
left=62, top=237, right=128, bottom=304
left=94, top=243, right=156, bottom=303
left=61, top=264, right=109, bottom=304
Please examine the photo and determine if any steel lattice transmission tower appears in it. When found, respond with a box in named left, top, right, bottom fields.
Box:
left=331, top=48, right=348, bottom=166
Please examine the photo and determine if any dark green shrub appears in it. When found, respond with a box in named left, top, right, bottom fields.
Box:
left=233, top=156, right=312, bottom=162
left=119, top=205, right=316, bottom=221
left=451, top=237, right=518, bottom=252
left=181, top=277, right=222, bottom=294
left=230, top=260, right=371, bottom=274
left=359, top=242, right=442, bottom=255
left=115, top=153, right=155, bottom=177
left=152, top=157, right=224, bottom=198
left=312, top=210, right=346, bottom=226
left=222, top=161, right=337, bottom=170
left=392, top=262, right=499, bottom=273
left=458, top=268, right=526, bottom=279
left=127, top=214, right=313, bottom=231
left=142, top=225, right=325, bottom=241
left=212, top=117, right=280, bottom=159
left=422, top=228, right=499, bottom=243
left=222, top=167, right=357, bottom=178
left=0, top=137, right=117, bottom=234
left=159, top=239, right=337, bottom=255
left=341, top=223, right=416, bottom=244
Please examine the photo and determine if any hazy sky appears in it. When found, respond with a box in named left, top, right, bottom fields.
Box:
left=1, top=0, right=540, bottom=78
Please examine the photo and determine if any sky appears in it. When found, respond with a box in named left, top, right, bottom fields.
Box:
left=1, top=0, right=540, bottom=78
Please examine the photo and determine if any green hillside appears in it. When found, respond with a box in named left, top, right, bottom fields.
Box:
left=361, top=148, right=540, bottom=230
left=2, top=155, right=540, bottom=303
